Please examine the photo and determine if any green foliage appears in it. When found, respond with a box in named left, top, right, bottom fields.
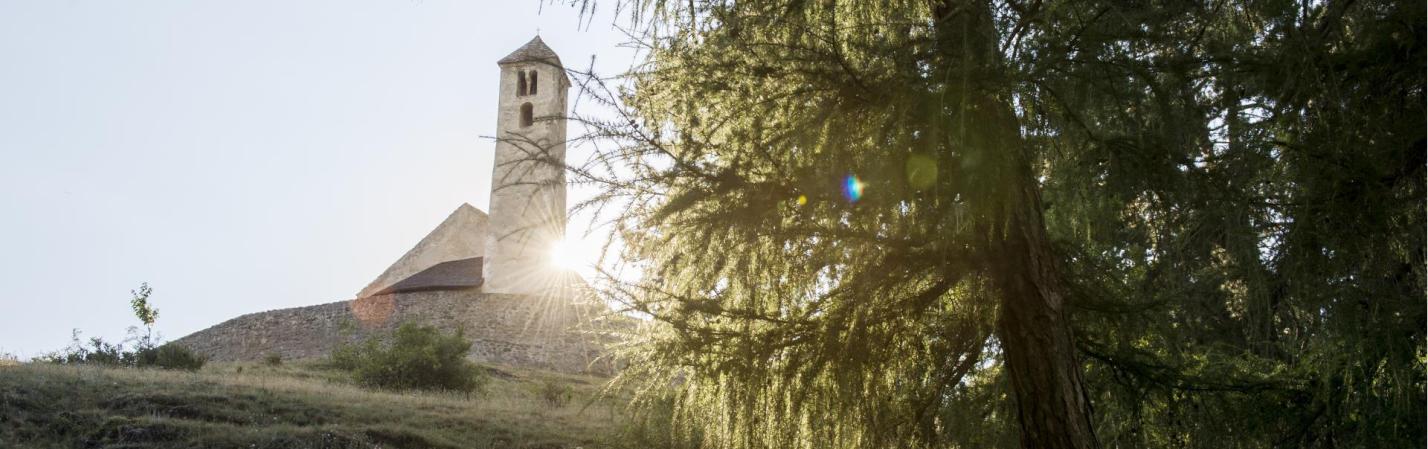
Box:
left=38, top=283, right=205, bottom=371
left=38, top=331, right=205, bottom=371
left=134, top=343, right=207, bottom=371
left=564, top=0, right=1425, bottom=447
left=328, top=323, right=487, bottom=393
left=39, top=332, right=129, bottom=367
left=536, top=378, right=573, bottom=408
left=129, top=282, right=158, bottom=328
left=607, top=393, right=705, bottom=449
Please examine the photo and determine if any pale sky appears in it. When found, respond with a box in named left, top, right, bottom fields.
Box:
left=0, top=1, right=633, bottom=358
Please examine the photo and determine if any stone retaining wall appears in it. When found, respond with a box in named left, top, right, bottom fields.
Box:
left=173, top=290, right=621, bottom=374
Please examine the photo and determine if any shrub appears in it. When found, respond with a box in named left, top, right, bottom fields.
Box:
left=328, top=323, right=486, bottom=393
left=39, top=333, right=128, bottom=367
left=263, top=352, right=284, bottom=367
left=327, top=338, right=363, bottom=371
left=537, top=378, right=573, bottom=408
left=39, top=332, right=204, bottom=371
left=135, top=343, right=207, bottom=371
left=35, top=283, right=205, bottom=371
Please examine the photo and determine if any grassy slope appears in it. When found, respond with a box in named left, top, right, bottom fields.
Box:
left=0, top=361, right=629, bottom=449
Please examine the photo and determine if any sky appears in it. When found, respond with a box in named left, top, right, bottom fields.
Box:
left=0, top=1, right=635, bottom=358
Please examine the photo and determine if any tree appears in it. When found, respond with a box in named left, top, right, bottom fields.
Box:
left=561, top=0, right=1425, bottom=447
left=129, top=282, right=158, bottom=343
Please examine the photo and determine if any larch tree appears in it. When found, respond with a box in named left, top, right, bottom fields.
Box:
left=556, top=0, right=1425, bottom=448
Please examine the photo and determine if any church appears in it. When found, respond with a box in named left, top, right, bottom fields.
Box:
left=360, top=35, right=572, bottom=300
left=175, top=37, right=618, bottom=374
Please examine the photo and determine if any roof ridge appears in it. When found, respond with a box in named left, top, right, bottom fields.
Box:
left=497, top=35, right=564, bottom=67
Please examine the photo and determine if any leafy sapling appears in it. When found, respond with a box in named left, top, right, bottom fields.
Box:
left=130, top=282, right=159, bottom=345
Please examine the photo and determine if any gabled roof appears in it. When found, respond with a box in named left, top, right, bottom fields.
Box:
left=374, top=257, right=484, bottom=295
left=356, top=203, right=489, bottom=298
left=498, top=36, right=564, bottom=67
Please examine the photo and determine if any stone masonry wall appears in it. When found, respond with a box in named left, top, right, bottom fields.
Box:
left=173, top=290, right=620, bottom=374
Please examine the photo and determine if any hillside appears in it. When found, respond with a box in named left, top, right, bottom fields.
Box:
left=0, top=360, right=632, bottom=449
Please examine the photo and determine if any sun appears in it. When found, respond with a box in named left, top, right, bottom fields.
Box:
left=548, top=236, right=597, bottom=274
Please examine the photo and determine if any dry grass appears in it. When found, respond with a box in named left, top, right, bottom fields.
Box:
left=0, top=360, right=632, bottom=448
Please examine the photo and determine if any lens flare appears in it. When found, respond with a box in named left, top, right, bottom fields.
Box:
left=843, top=174, right=865, bottom=202
left=905, top=153, right=937, bottom=190
left=548, top=237, right=604, bottom=280
left=549, top=238, right=583, bottom=271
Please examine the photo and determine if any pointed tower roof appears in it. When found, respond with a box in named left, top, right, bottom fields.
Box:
left=498, top=36, right=564, bottom=66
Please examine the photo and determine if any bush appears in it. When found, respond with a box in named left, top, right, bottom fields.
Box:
left=328, top=323, right=486, bottom=393
left=39, top=333, right=128, bottom=367
left=537, top=378, right=573, bottom=408
left=263, top=352, right=284, bottom=367
left=35, top=284, right=206, bottom=371
left=135, top=343, right=207, bottom=371
left=39, top=332, right=204, bottom=371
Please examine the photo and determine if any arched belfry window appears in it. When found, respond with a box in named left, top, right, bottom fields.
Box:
left=516, top=70, right=528, bottom=96
left=529, top=71, right=538, bottom=95
left=520, top=103, right=534, bottom=127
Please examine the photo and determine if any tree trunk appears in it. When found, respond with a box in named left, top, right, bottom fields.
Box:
left=990, top=169, right=1100, bottom=449
left=929, top=1, right=1100, bottom=446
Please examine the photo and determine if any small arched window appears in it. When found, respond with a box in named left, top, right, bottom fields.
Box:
left=520, top=103, right=534, bottom=127
left=529, top=70, right=538, bottom=95
left=516, top=70, right=528, bottom=96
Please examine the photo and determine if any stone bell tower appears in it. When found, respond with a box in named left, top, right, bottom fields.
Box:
left=483, top=36, right=570, bottom=295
